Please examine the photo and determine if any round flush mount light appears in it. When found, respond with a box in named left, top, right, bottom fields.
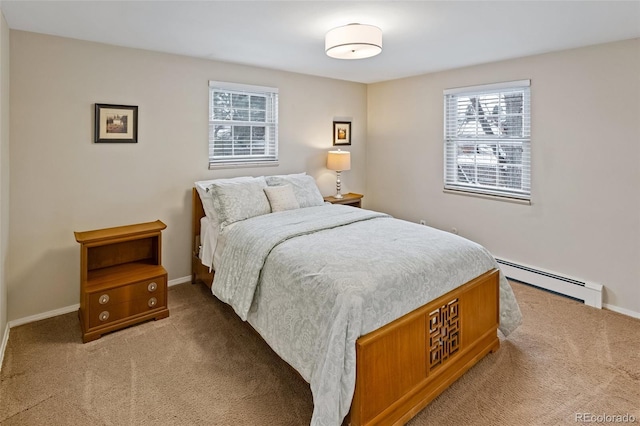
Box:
left=325, top=23, right=382, bottom=60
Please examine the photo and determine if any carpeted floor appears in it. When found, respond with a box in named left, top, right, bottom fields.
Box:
left=1, top=281, right=638, bottom=425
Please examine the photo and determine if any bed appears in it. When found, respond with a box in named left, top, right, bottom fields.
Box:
left=191, top=175, right=522, bottom=426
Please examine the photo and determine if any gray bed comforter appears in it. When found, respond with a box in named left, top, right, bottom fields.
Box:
left=212, top=204, right=522, bottom=426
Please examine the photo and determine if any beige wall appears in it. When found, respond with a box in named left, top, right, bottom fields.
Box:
left=367, top=39, right=640, bottom=314
left=0, top=12, right=9, bottom=345
left=6, top=30, right=639, bottom=322
left=7, top=31, right=367, bottom=321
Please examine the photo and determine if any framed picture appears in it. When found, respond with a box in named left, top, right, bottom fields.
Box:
left=333, top=121, right=351, bottom=146
left=94, top=104, right=138, bottom=143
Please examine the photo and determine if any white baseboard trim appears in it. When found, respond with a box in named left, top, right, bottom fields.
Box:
left=497, top=258, right=603, bottom=309
left=0, top=323, right=9, bottom=372
left=9, top=304, right=80, bottom=328
left=603, top=303, right=640, bottom=319
left=168, top=275, right=192, bottom=286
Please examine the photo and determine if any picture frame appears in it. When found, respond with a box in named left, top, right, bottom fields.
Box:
left=333, top=121, right=351, bottom=146
left=94, top=104, right=138, bottom=143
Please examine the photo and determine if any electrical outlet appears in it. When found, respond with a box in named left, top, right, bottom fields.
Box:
left=419, top=220, right=426, bottom=226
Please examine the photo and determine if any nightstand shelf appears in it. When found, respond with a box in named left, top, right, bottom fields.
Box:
left=74, top=220, right=169, bottom=343
left=324, top=192, right=363, bottom=208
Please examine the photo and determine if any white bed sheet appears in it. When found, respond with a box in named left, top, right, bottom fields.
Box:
left=199, top=216, right=233, bottom=271
left=198, top=216, right=214, bottom=270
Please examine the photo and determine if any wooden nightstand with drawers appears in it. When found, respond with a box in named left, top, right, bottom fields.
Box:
left=74, top=220, right=169, bottom=343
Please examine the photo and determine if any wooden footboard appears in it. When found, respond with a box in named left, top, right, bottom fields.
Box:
left=191, top=188, right=500, bottom=425
left=348, top=268, right=499, bottom=425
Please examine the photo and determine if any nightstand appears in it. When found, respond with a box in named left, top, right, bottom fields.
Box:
left=324, top=193, right=363, bottom=208
left=74, top=220, right=170, bottom=343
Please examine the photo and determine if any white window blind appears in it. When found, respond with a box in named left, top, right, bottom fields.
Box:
left=444, top=80, right=531, bottom=201
left=208, top=81, right=279, bottom=169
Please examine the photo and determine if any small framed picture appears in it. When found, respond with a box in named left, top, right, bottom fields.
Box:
left=333, top=121, right=351, bottom=146
left=94, top=104, right=138, bottom=143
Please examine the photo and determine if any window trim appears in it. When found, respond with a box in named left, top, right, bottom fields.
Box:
left=443, top=80, right=530, bottom=96
left=208, top=80, right=279, bottom=169
left=442, top=188, right=531, bottom=205
left=443, top=79, right=531, bottom=201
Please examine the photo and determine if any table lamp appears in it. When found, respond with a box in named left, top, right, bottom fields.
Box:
left=327, top=150, right=351, bottom=199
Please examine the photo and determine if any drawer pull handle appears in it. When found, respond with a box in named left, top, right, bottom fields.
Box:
left=148, top=297, right=158, bottom=308
left=99, top=294, right=110, bottom=304
left=148, top=282, right=157, bottom=292
left=99, top=311, right=110, bottom=322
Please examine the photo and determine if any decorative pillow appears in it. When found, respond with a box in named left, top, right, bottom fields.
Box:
left=264, top=185, right=300, bottom=212
left=209, top=177, right=271, bottom=229
left=265, top=174, right=324, bottom=208
left=195, top=176, right=255, bottom=221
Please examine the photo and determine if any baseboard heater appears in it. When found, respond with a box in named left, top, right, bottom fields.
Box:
left=496, top=258, right=603, bottom=309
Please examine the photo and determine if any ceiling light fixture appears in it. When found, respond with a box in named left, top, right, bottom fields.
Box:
left=325, top=23, right=382, bottom=60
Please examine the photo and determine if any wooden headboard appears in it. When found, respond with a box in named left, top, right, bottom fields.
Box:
left=191, top=188, right=214, bottom=287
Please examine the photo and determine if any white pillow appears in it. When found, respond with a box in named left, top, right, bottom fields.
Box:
left=195, top=176, right=255, bottom=221
left=265, top=172, right=306, bottom=180
left=209, top=177, right=271, bottom=230
left=264, top=185, right=300, bottom=212
left=265, top=174, right=324, bottom=208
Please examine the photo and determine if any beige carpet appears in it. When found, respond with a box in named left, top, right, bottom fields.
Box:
left=1, top=281, right=638, bottom=425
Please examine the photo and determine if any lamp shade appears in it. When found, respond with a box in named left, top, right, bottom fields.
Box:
left=325, top=24, right=382, bottom=60
left=327, top=150, right=351, bottom=171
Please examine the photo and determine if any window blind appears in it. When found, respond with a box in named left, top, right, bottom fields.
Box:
left=208, top=81, right=279, bottom=169
left=444, top=80, right=531, bottom=201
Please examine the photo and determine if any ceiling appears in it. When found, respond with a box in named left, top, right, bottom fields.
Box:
left=1, top=1, right=639, bottom=84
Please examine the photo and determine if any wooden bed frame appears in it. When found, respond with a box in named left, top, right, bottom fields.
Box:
left=191, top=188, right=500, bottom=425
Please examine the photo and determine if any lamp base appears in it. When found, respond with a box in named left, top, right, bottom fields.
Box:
left=334, top=171, right=344, bottom=199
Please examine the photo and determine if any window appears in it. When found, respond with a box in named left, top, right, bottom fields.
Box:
left=444, top=80, right=530, bottom=201
left=208, top=81, right=278, bottom=168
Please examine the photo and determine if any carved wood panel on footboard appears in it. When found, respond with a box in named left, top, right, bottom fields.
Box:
left=349, top=269, right=500, bottom=426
